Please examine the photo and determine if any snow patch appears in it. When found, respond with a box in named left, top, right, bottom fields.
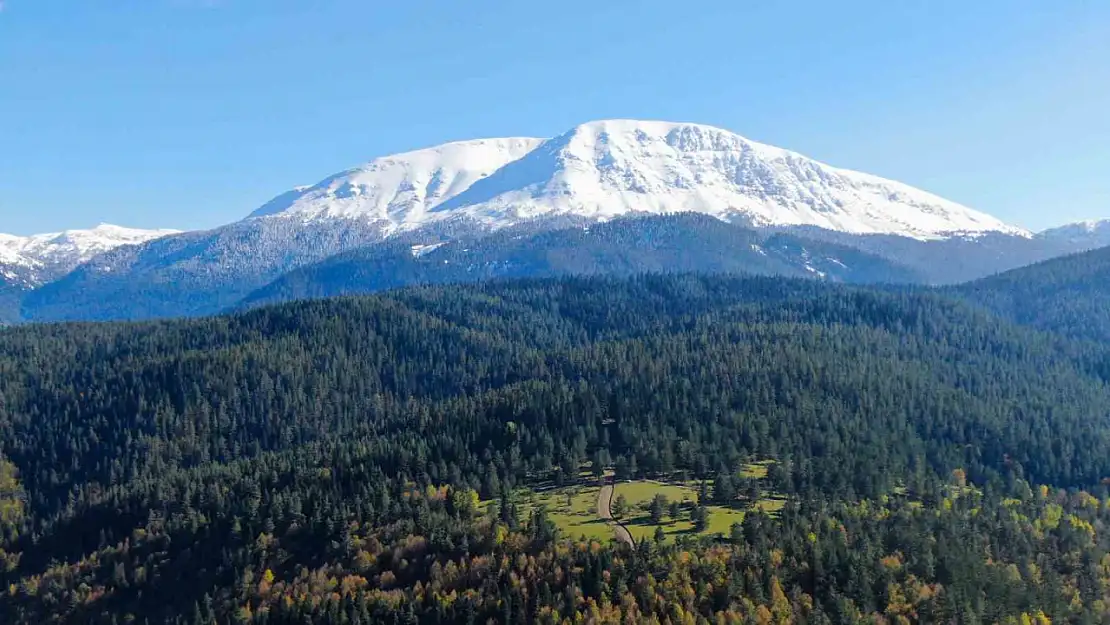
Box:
left=410, top=243, right=446, bottom=258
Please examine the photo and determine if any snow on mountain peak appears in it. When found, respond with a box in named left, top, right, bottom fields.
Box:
left=0, top=224, right=179, bottom=285
left=247, top=119, right=1026, bottom=240
left=247, top=137, right=545, bottom=223
left=1042, top=219, right=1110, bottom=235
left=1037, top=219, right=1110, bottom=250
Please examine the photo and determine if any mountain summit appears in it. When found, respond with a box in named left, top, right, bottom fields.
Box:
left=252, top=120, right=1026, bottom=240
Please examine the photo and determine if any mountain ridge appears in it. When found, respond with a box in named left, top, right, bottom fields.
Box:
left=0, top=223, right=178, bottom=286
left=1037, top=219, right=1110, bottom=250
left=246, top=137, right=545, bottom=224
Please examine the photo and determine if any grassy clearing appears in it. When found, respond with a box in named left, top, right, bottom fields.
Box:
left=740, top=460, right=773, bottom=479
left=483, top=484, right=614, bottom=542
left=614, top=481, right=697, bottom=507
left=614, top=481, right=703, bottom=542
left=528, top=486, right=614, bottom=542
left=613, top=480, right=762, bottom=543
left=757, top=496, right=787, bottom=514
left=703, top=507, right=749, bottom=536
left=478, top=459, right=786, bottom=544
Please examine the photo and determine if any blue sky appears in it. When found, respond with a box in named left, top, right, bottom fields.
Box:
left=1, top=0, right=1107, bottom=235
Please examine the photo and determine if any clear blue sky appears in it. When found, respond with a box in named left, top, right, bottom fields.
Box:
left=1, top=0, right=1107, bottom=235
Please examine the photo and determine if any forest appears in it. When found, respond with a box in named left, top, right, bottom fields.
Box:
left=955, top=244, right=1110, bottom=344
left=2, top=273, right=1110, bottom=623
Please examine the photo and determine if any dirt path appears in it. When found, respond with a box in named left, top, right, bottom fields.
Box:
left=598, top=483, right=634, bottom=546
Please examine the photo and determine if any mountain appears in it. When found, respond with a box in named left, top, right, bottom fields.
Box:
left=240, top=213, right=923, bottom=309
left=0, top=224, right=178, bottom=286
left=1038, top=219, right=1110, bottom=251
left=255, top=119, right=1027, bottom=240
left=19, top=120, right=1038, bottom=322
left=956, top=244, right=1110, bottom=344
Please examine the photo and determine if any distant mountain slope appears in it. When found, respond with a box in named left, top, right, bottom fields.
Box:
left=20, top=218, right=392, bottom=322
left=956, top=245, right=1110, bottom=343
left=240, top=213, right=922, bottom=309
left=781, top=227, right=1091, bottom=284
left=0, top=276, right=24, bottom=325
left=1038, top=219, right=1110, bottom=251
left=0, top=224, right=178, bottom=286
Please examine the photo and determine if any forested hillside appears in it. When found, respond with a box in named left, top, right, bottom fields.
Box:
left=0, top=276, right=23, bottom=325
left=2, top=275, right=1110, bottom=623
left=241, top=214, right=922, bottom=310
left=782, top=227, right=1082, bottom=285
left=958, top=244, right=1110, bottom=343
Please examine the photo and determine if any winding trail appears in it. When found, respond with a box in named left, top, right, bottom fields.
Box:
left=598, top=482, right=634, bottom=546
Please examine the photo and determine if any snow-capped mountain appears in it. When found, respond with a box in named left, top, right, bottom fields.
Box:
left=11, top=119, right=1104, bottom=323
left=254, top=120, right=1027, bottom=240
left=1038, top=219, right=1110, bottom=250
left=0, top=224, right=178, bottom=285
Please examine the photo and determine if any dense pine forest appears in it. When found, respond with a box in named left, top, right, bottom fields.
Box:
left=956, top=245, right=1110, bottom=344
left=237, top=214, right=923, bottom=310
left=3, top=273, right=1110, bottom=623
